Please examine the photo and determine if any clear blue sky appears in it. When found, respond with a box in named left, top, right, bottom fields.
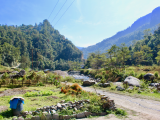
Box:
left=0, top=0, right=160, bottom=47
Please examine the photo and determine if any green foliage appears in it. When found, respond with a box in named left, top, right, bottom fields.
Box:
left=87, top=104, right=102, bottom=113
left=0, top=20, right=82, bottom=70
left=154, top=71, right=159, bottom=78
left=1, top=72, right=9, bottom=80
left=126, top=88, right=133, bottom=93
left=138, top=73, right=145, bottom=79
left=0, top=109, right=13, bottom=118
left=36, top=82, right=44, bottom=86
left=24, top=91, right=53, bottom=97
left=115, top=108, right=127, bottom=116
left=58, top=108, right=74, bottom=116
left=123, top=83, right=129, bottom=90
left=110, top=83, right=117, bottom=90
left=140, top=80, right=150, bottom=90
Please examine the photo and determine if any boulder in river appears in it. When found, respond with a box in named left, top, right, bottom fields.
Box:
left=82, top=80, right=96, bottom=86
left=124, top=76, right=140, bottom=87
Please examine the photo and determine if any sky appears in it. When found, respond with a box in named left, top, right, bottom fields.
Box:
left=0, top=0, right=160, bottom=47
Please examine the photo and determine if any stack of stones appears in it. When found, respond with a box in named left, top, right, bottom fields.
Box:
left=15, top=97, right=116, bottom=120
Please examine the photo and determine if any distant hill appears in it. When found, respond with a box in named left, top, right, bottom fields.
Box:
left=76, top=46, right=85, bottom=50
left=81, top=6, right=160, bottom=59
left=0, top=19, right=82, bottom=70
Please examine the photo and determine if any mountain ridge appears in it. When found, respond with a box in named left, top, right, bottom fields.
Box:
left=81, top=6, right=160, bottom=59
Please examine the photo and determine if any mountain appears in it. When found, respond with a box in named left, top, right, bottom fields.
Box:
left=0, top=19, right=83, bottom=70
left=76, top=46, right=85, bottom=50
left=81, top=6, right=160, bottom=59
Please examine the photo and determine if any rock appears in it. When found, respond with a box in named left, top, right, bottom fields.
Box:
left=53, top=113, right=59, bottom=120
left=156, top=83, right=160, bottom=91
left=60, top=115, right=72, bottom=120
left=31, top=116, right=41, bottom=120
left=60, top=100, right=65, bottom=103
left=74, top=107, right=77, bottom=111
left=144, top=73, right=154, bottom=82
left=112, top=82, right=123, bottom=87
left=99, top=112, right=107, bottom=116
left=116, top=86, right=125, bottom=91
left=57, top=103, right=62, bottom=108
left=19, top=70, right=26, bottom=76
left=84, top=111, right=92, bottom=117
left=82, top=80, right=96, bottom=86
left=51, top=110, right=56, bottom=114
left=99, top=83, right=110, bottom=87
left=76, top=112, right=85, bottom=119
left=12, top=71, right=19, bottom=74
left=149, top=83, right=159, bottom=87
left=45, top=114, right=52, bottom=120
left=17, top=117, right=24, bottom=120
left=124, top=76, right=140, bottom=87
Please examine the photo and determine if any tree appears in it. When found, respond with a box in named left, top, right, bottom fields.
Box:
left=118, top=43, right=130, bottom=68
left=90, top=51, right=106, bottom=70
left=156, top=51, right=160, bottom=65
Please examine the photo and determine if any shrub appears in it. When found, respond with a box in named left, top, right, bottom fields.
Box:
left=140, top=80, right=150, bottom=89
left=36, top=82, right=44, bottom=86
left=84, top=70, right=90, bottom=75
left=126, top=88, right=132, bottom=93
left=115, top=108, right=127, bottom=116
left=24, top=91, right=53, bottom=97
left=110, top=83, right=116, bottom=90
left=123, top=83, right=129, bottom=89
left=61, top=84, right=82, bottom=95
left=2, top=72, right=9, bottom=80
left=87, top=104, right=102, bottom=113
left=95, top=74, right=103, bottom=79
left=138, top=73, right=145, bottom=79
left=61, top=76, right=75, bottom=83
left=154, top=71, right=159, bottom=78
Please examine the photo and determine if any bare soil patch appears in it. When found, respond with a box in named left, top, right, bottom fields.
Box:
left=0, top=106, right=8, bottom=113
left=0, top=88, right=30, bottom=97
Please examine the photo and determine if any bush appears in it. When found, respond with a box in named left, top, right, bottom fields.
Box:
left=115, top=108, right=127, bottom=116
left=87, top=104, right=102, bottom=113
left=24, top=91, right=53, bottom=97
left=36, top=82, right=44, bottom=86
left=95, top=74, right=103, bottom=79
left=110, top=83, right=116, bottom=90
left=61, top=84, right=82, bottom=95
left=126, top=88, right=132, bottom=93
left=2, top=72, right=9, bottom=80
left=140, top=80, right=150, bottom=89
left=138, top=73, right=145, bottom=79
left=61, top=76, right=75, bottom=83
left=154, top=71, right=159, bottom=78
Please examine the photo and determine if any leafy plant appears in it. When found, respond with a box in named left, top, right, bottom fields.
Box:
left=110, top=82, right=116, bottom=90
left=154, top=71, right=159, bottom=78
left=115, top=108, right=127, bottom=116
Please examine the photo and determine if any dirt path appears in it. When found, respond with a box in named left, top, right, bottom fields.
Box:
left=66, top=83, right=160, bottom=120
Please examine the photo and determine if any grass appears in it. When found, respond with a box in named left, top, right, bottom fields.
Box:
left=0, top=65, right=12, bottom=72
left=0, top=84, right=114, bottom=119
left=92, top=84, right=160, bottom=101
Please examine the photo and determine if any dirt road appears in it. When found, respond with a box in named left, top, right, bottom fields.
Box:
left=66, top=83, right=160, bottom=120
left=81, top=86, right=160, bottom=120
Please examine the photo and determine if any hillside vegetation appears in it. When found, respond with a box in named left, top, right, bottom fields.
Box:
left=84, top=26, right=160, bottom=75
left=82, top=7, right=160, bottom=59
left=0, top=19, right=82, bottom=70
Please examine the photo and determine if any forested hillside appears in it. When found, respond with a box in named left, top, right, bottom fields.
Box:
left=0, top=19, right=83, bottom=70
left=84, top=26, right=160, bottom=69
left=82, top=7, right=160, bottom=59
